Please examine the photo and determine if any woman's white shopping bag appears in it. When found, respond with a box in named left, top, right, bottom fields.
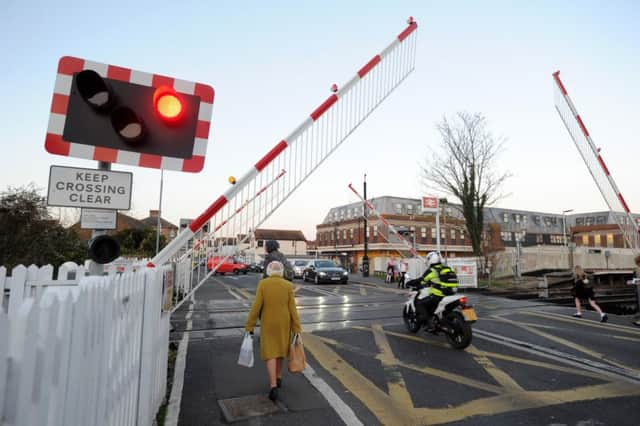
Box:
left=237, top=332, right=254, bottom=368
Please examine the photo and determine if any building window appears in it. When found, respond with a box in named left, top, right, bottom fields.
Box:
left=582, top=235, right=588, bottom=245
left=349, top=228, right=354, bottom=239
left=258, top=240, right=264, bottom=247
left=366, top=226, right=370, bottom=237
left=421, top=227, right=427, bottom=238
left=407, top=204, right=414, bottom=213
left=342, top=230, right=347, bottom=240
left=514, top=214, right=520, bottom=223
left=576, top=217, right=584, bottom=225
left=503, top=213, right=509, bottom=223
left=501, top=231, right=512, bottom=241
left=594, top=234, right=601, bottom=246
left=395, top=203, right=403, bottom=214
left=373, top=225, right=378, bottom=236
left=596, top=216, right=606, bottom=224
left=606, top=234, right=613, bottom=247
left=550, top=235, right=562, bottom=244
left=450, top=229, right=456, bottom=241
left=536, top=234, right=543, bottom=244
left=460, top=230, right=465, bottom=241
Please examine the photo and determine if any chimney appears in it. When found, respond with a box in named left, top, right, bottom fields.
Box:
left=150, top=210, right=159, bottom=218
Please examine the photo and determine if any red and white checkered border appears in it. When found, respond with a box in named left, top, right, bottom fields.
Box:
left=45, top=56, right=215, bottom=173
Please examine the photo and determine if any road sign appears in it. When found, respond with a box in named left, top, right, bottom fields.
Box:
left=81, top=208, right=117, bottom=229
left=47, top=165, right=132, bottom=210
left=45, top=56, right=214, bottom=172
left=422, top=196, right=439, bottom=212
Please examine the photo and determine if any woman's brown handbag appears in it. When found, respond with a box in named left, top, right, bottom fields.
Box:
left=288, top=333, right=306, bottom=373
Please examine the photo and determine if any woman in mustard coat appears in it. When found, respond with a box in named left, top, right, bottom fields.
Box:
left=245, top=260, right=302, bottom=401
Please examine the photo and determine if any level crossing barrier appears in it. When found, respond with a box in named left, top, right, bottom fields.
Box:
left=159, top=19, right=419, bottom=312
left=553, top=71, right=639, bottom=252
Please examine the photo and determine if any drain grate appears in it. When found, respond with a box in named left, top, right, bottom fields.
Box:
left=218, top=394, right=285, bottom=423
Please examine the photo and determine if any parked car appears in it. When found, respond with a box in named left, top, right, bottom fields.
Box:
left=207, top=256, right=249, bottom=275
left=247, top=262, right=264, bottom=273
left=302, top=259, right=348, bottom=284
left=292, top=259, right=310, bottom=279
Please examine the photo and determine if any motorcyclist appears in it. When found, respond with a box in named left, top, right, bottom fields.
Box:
left=413, top=251, right=459, bottom=330
left=262, top=239, right=294, bottom=281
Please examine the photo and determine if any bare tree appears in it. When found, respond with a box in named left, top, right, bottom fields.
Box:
left=420, top=112, right=511, bottom=256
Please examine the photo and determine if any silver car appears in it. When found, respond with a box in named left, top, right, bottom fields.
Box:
left=292, top=259, right=310, bottom=279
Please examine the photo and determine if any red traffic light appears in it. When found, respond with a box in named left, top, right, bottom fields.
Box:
left=154, top=86, right=184, bottom=123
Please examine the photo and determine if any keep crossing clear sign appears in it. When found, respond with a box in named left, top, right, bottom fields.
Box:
left=47, top=165, right=132, bottom=210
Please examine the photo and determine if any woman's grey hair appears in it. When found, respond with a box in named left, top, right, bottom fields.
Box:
left=266, top=261, right=284, bottom=277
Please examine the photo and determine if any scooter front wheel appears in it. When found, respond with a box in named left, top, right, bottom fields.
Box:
left=403, top=307, right=421, bottom=333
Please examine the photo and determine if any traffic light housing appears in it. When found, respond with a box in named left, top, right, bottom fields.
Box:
left=46, top=56, right=214, bottom=172
left=88, top=234, right=121, bottom=264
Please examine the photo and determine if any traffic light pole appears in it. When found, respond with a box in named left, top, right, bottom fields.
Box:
left=88, top=161, right=111, bottom=276
left=155, top=169, right=164, bottom=255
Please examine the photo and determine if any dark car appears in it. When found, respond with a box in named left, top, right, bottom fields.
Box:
left=302, top=259, right=348, bottom=284
left=247, top=262, right=264, bottom=273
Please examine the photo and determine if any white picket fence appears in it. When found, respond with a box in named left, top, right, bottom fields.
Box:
left=0, top=262, right=170, bottom=426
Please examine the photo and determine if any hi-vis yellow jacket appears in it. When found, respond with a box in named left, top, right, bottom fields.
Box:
left=419, top=264, right=458, bottom=297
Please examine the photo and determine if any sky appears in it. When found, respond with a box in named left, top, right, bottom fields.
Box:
left=1, top=0, right=638, bottom=241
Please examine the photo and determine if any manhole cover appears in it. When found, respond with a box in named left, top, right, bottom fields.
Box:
left=218, top=394, right=285, bottom=423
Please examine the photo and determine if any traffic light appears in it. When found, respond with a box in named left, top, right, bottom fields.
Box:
left=46, top=56, right=214, bottom=173
left=88, top=234, right=121, bottom=264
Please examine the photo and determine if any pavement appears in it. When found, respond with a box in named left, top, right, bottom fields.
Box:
left=177, top=333, right=347, bottom=426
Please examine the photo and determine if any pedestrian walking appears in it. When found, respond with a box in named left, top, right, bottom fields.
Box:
left=398, top=260, right=408, bottom=288
left=632, top=255, right=640, bottom=327
left=262, top=239, right=294, bottom=281
left=245, top=261, right=302, bottom=401
left=385, top=258, right=394, bottom=284
left=571, top=265, right=608, bottom=322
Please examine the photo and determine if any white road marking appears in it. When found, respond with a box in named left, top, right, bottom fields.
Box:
left=165, top=296, right=194, bottom=426
left=302, top=363, right=364, bottom=426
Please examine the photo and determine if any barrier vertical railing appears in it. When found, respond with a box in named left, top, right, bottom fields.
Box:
left=153, top=18, right=419, bottom=311
left=553, top=71, right=639, bottom=252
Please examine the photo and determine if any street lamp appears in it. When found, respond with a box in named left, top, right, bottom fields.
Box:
left=562, top=209, right=574, bottom=247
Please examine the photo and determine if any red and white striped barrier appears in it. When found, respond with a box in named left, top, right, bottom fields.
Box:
left=150, top=18, right=419, bottom=268
left=553, top=71, right=639, bottom=251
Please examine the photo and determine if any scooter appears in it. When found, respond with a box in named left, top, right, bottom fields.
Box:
left=402, top=283, right=477, bottom=350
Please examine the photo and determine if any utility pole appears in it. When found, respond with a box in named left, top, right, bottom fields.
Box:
left=156, top=168, right=164, bottom=255
left=562, top=208, right=574, bottom=270
left=362, top=173, right=369, bottom=277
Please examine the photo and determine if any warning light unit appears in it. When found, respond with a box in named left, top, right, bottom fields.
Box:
left=45, top=56, right=215, bottom=172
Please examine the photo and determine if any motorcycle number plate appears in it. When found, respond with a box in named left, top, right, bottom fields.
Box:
left=462, top=308, right=477, bottom=321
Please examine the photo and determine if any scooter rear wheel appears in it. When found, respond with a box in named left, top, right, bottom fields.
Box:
left=445, top=311, right=472, bottom=350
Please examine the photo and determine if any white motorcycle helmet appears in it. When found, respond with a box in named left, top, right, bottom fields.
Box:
left=426, top=251, right=442, bottom=268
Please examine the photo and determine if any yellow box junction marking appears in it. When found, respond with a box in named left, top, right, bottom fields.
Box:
left=303, top=324, right=640, bottom=425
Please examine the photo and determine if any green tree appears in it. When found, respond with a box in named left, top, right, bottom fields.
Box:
left=0, top=184, right=85, bottom=269
left=420, top=112, right=511, bottom=256
left=115, top=227, right=166, bottom=258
